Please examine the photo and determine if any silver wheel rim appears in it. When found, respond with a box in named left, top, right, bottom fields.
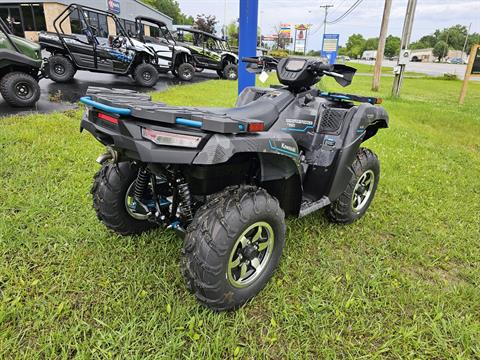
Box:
left=124, top=181, right=149, bottom=220
left=352, top=169, right=375, bottom=212
left=227, top=221, right=275, bottom=288
left=228, top=69, right=237, bottom=79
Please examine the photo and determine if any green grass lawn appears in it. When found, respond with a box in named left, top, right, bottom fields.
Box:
left=1, top=73, right=479, bottom=358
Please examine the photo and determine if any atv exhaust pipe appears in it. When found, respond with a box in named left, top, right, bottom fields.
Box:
left=96, top=146, right=119, bottom=164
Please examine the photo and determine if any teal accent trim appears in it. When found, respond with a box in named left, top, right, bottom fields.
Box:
left=281, top=125, right=314, bottom=132
left=80, top=96, right=132, bottom=115
left=268, top=139, right=299, bottom=157
left=175, top=117, right=202, bottom=128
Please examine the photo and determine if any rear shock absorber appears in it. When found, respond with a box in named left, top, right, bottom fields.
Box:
left=134, top=167, right=150, bottom=201
left=177, top=178, right=193, bottom=223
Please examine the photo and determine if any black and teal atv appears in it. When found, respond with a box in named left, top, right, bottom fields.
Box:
left=0, top=17, right=43, bottom=107
left=175, top=27, right=238, bottom=80
left=79, top=56, right=388, bottom=311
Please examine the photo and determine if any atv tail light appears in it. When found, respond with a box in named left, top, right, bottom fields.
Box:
left=376, top=98, right=383, bottom=104
left=142, top=128, right=202, bottom=148
left=247, top=122, right=265, bottom=132
left=97, top=112, right=119, bottom=125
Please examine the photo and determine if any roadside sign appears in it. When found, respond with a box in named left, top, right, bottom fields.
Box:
left=472, top=46, right=480, bottom=75
left=321, top=34, right=339, bottom=64
left=459, top=44, right=480, bottom=105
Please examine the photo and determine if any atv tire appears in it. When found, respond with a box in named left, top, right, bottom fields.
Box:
left=133, top=63, right=159, bottom=87
left=326, top=148, right=380, bottom=224
left=223, top=63, right=238, bottom=80
left=48, top=55, right=76, bottom=83
left=216, top=69, right=224, bottom=78
left=91, top=161, right=159, bottom=236
left=0, top=72, right=40, bottom=107
left=181, top=185, right=286, bottom=311
left=177, top=63, right=195, bottom=81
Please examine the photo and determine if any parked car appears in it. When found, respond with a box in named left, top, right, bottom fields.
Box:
left=39, top=4, right=162, bottom=87
left=175, top=27, right=238, bottom=80
left=447, top=57, right=466, bottom=64
left=0, top=17, right=43, bottom=107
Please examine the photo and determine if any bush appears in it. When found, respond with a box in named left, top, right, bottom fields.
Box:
left=443, top=73, right=458, bottom=80
left=268, top=49, right=289, bottom=58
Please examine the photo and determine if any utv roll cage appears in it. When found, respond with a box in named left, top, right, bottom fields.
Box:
left=52, top=4, right=134, bottom=67
left=176, top=27, right=232, bottom=52
left=135, top=16, right=176, bottom=46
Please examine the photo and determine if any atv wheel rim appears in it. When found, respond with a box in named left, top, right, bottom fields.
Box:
left=227, top=69, right=237, bottom=79
left=142, top=71, right=152, bottom=81
left=352, top=169, right=375, bottom=212
left=15, top=82, right=32, bottom=99
left=54, top=64, right=65, bottom=75
left=125, top=181, right=150, bottom=220
left=227, top=222, right=274, bottom=288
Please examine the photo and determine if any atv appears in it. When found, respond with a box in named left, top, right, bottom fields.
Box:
left=134, top=16, right=194, bottom=82
left=175, top=27, right=238, bottom=80
left=79, top=56, right=388, bottom=311
left=39, top=4, right=161, bottom=87
left=0, top=17, right=43, bottom=107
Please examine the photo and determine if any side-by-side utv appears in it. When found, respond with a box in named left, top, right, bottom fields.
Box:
left=0, top=17, right=43, bottom=107
left=39, top=4, right=162, bottom=87
left=175, top=27, right=238, bottom=80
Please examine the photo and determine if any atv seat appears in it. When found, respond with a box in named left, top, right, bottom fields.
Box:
left=222, top=101, right=279, bottom=129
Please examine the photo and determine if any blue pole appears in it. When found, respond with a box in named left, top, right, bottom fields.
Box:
left=238, top=0, right=258, bottom=95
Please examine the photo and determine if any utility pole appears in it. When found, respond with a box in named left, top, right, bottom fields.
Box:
left=372, top=0, right=392, bottom=91
left=320, top=5, right=334, bottom=39
left=462, top=23, right=472, bottom=60
left=392, top=0, right=417, bottom=97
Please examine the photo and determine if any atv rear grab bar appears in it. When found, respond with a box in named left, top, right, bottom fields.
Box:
left=80, top=96, right=132, bottom=115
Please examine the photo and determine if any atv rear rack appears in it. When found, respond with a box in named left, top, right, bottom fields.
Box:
left=81, top=87, right=263, bottom=134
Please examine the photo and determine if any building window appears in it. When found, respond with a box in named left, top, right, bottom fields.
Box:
left=119, top=19, right=136, bottom=37
left=17, top=4, right=46, bottom=32
left=71, top=10, right=109, bottom=38
left=32, top=4, right=46, bottom=31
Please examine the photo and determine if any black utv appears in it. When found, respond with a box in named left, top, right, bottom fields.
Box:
left=39, top=4, right=162, bottom=87
left=175, top=27, right=238, bottom=80
left=0, top=17, right=43, bottom=107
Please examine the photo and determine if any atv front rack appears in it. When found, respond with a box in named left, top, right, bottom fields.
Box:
left=81, top=87, right=264, bottom=134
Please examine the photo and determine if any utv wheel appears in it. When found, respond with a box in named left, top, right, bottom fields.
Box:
left=48, top=55, right=76, bottom=83
left=177, top=63, right=195, bottom=81
left=91, top=162, right=159, bottom=236
left=0, top=72, right=40, bottom=107
left=181, top=186, right=286, bottom=311
left=223, top=64, right=238, bottom=80
left=326, top=148, right=380, bottom=224
left=134, top=63, right=159, bottom=87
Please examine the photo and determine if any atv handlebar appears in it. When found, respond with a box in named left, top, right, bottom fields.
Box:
left=241, top=57, right=259, bottom=63
left=310, top=62, right=335, bottom=72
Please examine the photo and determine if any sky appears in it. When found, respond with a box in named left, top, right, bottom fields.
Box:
left=176, top=0, right=480, bottom=51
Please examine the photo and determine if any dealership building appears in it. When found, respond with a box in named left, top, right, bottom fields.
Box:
left=0, top=0, right=173, bottom=41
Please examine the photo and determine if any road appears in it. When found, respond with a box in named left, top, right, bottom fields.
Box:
left=353, top=59, right=471, bottom=79
left=0, top=70, right=216, bottom=118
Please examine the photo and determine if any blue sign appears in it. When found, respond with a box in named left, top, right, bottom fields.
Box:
left=321, top=34, right=339, bottom=65
left=107, top=0, right=121, bottom=14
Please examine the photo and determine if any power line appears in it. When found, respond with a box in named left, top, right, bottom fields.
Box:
left=326, top=0, right=364, bottom=24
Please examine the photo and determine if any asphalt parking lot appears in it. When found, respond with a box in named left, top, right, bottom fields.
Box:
left=0, top=69, right=216, bottom=118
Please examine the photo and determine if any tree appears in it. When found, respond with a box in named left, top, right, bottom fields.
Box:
left=194, top=14, right=218, bottom=34
left=226, top=21, right=239, bottom=46
left=384, top=35, right=400, bottom=57
left=142, top=0, right=193, bottom=25
left=364, top=37, right=379, bottom=50
left=345, top=34, right=366, bottom=58
left=433, top=41, right=448, bottom=61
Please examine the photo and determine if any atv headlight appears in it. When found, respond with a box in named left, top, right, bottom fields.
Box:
left=142, top=128, right=202, bottom=148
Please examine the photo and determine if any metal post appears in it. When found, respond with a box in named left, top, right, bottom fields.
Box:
left=372, top=0, right=392, bottom=91
left=238, top=0, right=259, bottom=95
left=320, top=5, right=333, bottom=40
left=392, top=0, right=417, bottom=97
